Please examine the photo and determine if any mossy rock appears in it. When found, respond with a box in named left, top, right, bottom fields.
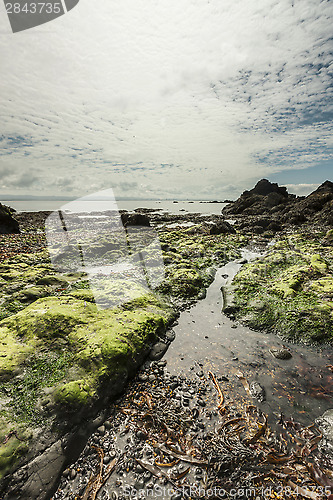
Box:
left=231, top=234, right=333, bottom=344
left=310, top=277, right=333, bottom=297
left=0, top=326, right=35, bottom=377
left=54, top=378, right=96, bottom=407
left=310, top=254, right=327, bottom=273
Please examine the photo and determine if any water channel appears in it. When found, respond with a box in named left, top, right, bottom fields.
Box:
left=52, top=250, right=332, bottom=499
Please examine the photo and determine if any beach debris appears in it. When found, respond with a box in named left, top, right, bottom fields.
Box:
left=59, top=365, right=333, bottom=500
left=249, top=381, right=266, bottom=402
left=270, top=347, right=293, bottom=359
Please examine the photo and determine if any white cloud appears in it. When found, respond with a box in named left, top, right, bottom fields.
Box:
left=285, top=183, right=320, bottom=196
left=0, top=0, right=332, bottom=200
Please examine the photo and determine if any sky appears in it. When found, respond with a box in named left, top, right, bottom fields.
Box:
left=0, top=0, right=332, bottom=201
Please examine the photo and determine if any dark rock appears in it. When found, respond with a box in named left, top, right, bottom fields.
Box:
left=149, top=342, right=168, bottom=361
left=0, top=203, right=20, bottom=234
left=209, top=220, right=236, bottom=235
left=120, top=212, right=150, bottom=227
left=223, top=179, right=291, bottom=216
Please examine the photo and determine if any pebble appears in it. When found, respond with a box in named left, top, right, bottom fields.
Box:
left=270, top=348, right=292, bottom=360
left=165, top=330, right=176, bottom=342
left=97, top=425, right=106, bottom=435
left=149, top=342, right=168, bottom=361
left=62, top=469, right=70, bottom=478
left=136, top=430, right=147, bottom=440
left=192, top=408, right=199, bottom=418
left=198, top=399, right=206, bottom=407
left=69, top=469, right=77, bottom=480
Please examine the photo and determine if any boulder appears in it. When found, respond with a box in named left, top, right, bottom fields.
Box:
left=120, top=212, right=150, bottom=227
left=209, top=220, right=236, bottom=235
left=0, top=203, right=20, bottom=234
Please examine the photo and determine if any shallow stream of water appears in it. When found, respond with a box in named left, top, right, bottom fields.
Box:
left=165, top=250, right=333, bottom=426
left=51, top=251, right=332, bottom=500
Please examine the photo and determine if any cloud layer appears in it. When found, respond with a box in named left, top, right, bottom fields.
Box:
left=0, top=0, right=332, bottom=200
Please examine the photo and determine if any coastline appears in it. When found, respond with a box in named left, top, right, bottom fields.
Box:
left=0, top=190, right=332, bottom=499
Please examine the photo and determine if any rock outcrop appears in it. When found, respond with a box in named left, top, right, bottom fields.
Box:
left=280, top=180, right=333, bottom=226
left=222, top=179, right=294, bottom=216
left=0, top=203, right=20, bottom=234
left=223, top=179, right=333, bottom=229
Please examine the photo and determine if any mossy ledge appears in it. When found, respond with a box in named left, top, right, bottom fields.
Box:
left=224, top=231, right=333, bottom=344
left=0, top=286, right=175, bottom=493
left=0, top=224, right=243, bottom=496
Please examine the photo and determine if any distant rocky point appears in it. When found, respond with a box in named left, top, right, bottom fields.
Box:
left=222, top=179, right=333, bottom=232
left=0, top=203, right=20, bottom=234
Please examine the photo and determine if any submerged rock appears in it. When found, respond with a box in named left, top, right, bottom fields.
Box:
left=249, top=381, right=266, bottom=402
left=269, top=348, right=292, bottom=360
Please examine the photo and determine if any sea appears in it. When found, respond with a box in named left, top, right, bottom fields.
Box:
left=6, top=199, right=228, bottom=216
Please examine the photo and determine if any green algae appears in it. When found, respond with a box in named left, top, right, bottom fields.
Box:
left=230, top=234, right=333, bottom=344
left=0, top=226, right=242, bottom=482
left=157, top=230, right=242, bottom=302
left=0, top=292, right=171, bottom=416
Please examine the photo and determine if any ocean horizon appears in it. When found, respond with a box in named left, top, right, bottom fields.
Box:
left=4, top=199, right=228, bottom=215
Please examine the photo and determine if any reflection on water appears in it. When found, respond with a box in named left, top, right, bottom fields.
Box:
left=165, top=252, right=333, bottom=426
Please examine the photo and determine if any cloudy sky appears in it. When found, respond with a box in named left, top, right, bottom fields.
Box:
left=0, top=0, right=332, bottom=201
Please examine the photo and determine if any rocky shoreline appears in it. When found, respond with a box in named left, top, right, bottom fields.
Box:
left=0, top=180, right=332, bottom=499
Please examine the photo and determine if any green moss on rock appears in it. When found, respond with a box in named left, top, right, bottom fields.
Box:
left=230, top=234, right=333, bottom=344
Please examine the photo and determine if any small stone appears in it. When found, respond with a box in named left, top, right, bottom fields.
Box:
left=198, top=399, right=206, bottom=407
left=97, top=425, right=106, bottom=435
left=70, top=469, right=77, bottom=480
left=165, top=330, right=176, bottom=342
left=149, top=342, right=168, bottom=361
left=250, top=381, right=266, bottom=403
left=136, top=430, right=147, bottom=440
left=270, top=348, right=292, bottom=360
